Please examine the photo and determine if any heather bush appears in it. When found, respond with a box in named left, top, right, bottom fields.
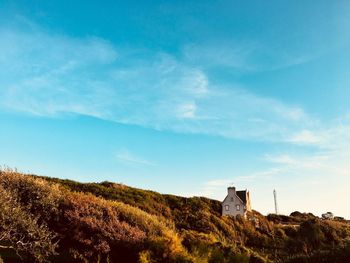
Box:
left=42, top=178, right=172, bottom=218
left=0, top=184, right=57, bottom=262
left=138, top=250, right=153, bottom=263
left=298, top=220, right=326, bottom=252
left=0, top=170, right=62, bottom=223
left=59, top=192, right=146, bottom=262
left=112, top=201, right=192, bottom=262
left=112, top=201, right=173, bottom=236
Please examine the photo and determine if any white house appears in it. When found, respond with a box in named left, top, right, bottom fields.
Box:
left=222, top=186, right=252, bottom=217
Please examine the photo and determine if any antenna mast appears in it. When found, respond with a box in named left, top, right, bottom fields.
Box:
left=273, top=189, right=279, bottom=214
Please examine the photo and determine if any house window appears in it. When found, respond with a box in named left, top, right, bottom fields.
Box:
left=230, top=197, right=234, bottom=202
left=236, top=205, right=240, bottom=211
left=225, top=205, right=229, bottom=211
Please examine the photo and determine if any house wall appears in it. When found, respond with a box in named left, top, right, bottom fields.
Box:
left=246, top=192, right=252, bottom=212
left=222, top=187, right=245, bottom=217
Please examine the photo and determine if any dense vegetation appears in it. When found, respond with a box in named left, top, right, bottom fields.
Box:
left=0, top=169, right=349, bottom=263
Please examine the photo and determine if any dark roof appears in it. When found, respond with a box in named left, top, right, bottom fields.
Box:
left=236, top=190, right=247, bottom=204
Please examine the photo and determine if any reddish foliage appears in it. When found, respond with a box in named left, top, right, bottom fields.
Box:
left=59, top=192, right=146, bottom=259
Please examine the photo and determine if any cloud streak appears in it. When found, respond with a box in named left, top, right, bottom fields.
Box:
left=0, top=20, right=321, bottom=144
left=116, top=150, right=155, bottom=166
left=182, top=42, right=322, bottom=72
left=261, top=120, right=350, bottom=217
left=286, top=130, right=324, bottom=145
left=197, top=168, right=281, bottom=199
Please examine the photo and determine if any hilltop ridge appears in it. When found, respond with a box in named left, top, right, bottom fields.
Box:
left=0, top=169, right=350, bottom=263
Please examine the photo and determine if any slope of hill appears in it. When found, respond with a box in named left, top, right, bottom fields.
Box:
left=0, top=169, right=349, bottom=263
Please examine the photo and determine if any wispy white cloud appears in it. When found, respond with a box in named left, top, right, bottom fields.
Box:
left=198, top=168, right=281, bottom=199
left=176, top=102, right=197, bottom=119
left=182, top=42, right=322, bottom=72
left=265, top=121, right=350, bottom=177
left=265, top=154, right=297, bottom=165
left=287, top=130, right=324, bottom=145
left=265, top=153, right=328, bottom=170
left=200, top=179, right=233, bottom=198
left=194, top=121, right=350, bottom=216
left=261, top=119, right=350, bottom=217
left=0, top=22, right=118, bottom=118
left=236, top=169, right=282, bottom=181
left=115, top=150, right=155, bottom=166
left=0, top=19, right=320, bottom=143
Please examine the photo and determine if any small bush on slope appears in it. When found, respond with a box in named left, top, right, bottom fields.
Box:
left=0, top=170, right=62, bottom=224
left=0, top=184, right=57, bottom=262
left=112, top=202, right=194, bottom=262
left=59, top=192, right=147, bottom=262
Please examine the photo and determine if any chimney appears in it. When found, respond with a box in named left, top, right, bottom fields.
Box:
left=228, top=186, right=236, bottom=195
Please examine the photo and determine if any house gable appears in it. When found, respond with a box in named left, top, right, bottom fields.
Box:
left=222, top=186, right=251, bottom=217
left=222, top=191, right=245, bottom=205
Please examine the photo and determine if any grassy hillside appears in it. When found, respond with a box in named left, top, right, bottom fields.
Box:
left=0, top=169, right=350, bottom=263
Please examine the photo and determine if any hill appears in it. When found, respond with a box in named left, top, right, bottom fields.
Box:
left=0, top=169, right=350, bottom=263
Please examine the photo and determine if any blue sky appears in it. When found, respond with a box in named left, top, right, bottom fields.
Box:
left=1, top=0, right=350, bottom=218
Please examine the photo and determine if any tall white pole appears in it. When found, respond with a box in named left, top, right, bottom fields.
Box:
left=273, top=189, right=279, bottom=214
